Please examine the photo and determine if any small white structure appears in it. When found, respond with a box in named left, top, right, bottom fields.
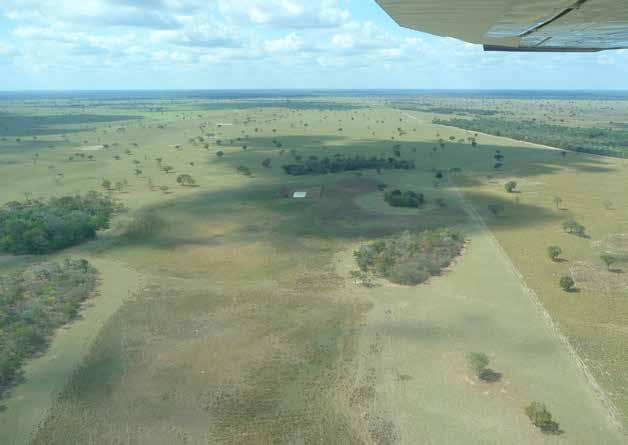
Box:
left=292, top=191, right=308, bottom=199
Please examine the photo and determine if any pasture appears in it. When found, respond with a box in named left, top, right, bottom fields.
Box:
left=0, top=93, right=626, bottom=443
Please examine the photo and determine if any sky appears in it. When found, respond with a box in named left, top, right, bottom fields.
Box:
left=0, top=0, right=627, bottom=91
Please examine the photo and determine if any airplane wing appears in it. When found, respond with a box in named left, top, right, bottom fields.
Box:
left=375, top=0, right=628, bottom=52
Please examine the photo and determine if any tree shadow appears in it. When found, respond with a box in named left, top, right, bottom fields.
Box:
left=479, top=368, right=502, bottom=383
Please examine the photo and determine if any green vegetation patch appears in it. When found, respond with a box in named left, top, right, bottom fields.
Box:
left=0, top=192, right=123, bottom=255
left=354, top=228, right=465, bottom=285
left=283, top=155, right=415, bottom=176
left=434, top=117, right=628, bottom=157
left=0, top=258, right=98, bottom=394
left=384, top=189, right=424, bottom=208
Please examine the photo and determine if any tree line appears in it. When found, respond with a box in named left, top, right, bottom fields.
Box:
left=283, top=155, right=416, bottom=176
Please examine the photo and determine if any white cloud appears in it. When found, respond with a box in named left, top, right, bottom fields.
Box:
left=264, top=33, right=303, bottom=52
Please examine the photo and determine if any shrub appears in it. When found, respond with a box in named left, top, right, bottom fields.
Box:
left=600, top=254, right=616, bottom=271
left=353, top=229, right=464, bottom=285
left=562, top=219, right=586, bottom=237
left=466, top=352, right=489, bottom=379
left=384, top=190, right=424, bottom=208
left=176, top=174, right=196, bottom=186
left=547, top=246, right=562, bottom=262
left=504, top=181, right=517, bottom=193
left=559, top=276, right=575, bottom=292
left=524, top=402, right=560, bottom=433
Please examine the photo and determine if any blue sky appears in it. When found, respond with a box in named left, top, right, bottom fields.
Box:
left=0, top=0, right=626, bottom=90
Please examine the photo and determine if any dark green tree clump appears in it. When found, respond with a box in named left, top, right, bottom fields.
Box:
left=0, top=259, right=98, bottom=393
left=524, top=402, right=561, bottom=434
left=562, top=219, right=587, bottom=237
left=0, top=192, right=122, bottom=255
left=504, top=181, right=517, bottom=193
left=560, top=275, right=575, bottom=292
left=176, top=174, right=196, bottom=186
left=354, top=229, right=465, bottom=285
left=384, top=190, right=424, bottom=208
left=547, top=246, right=562, bottom=262
left=283, top=154, right=415, bottom=176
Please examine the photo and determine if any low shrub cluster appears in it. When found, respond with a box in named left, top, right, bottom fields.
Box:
left=384, top=190, right=424, bottom=208
left=0, top=258, right=98, bottom=393
left=283, top=155, right=415, bottom=176
left=0, top=192, right=122, bottom=255
left=354, top=229, right=465, bottom=285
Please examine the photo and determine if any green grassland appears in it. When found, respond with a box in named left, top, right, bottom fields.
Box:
left=0, top=94, right=626, bottom=444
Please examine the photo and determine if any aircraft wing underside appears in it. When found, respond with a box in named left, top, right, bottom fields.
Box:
left=375, top=0, right=628, bottom=52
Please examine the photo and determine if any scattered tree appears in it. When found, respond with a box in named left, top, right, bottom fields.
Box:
left=176, top=174, right=196, bottom=186
left=559, top=275, right=575, bottom=292
left=600, top=254, right=617, bottom=271
left=524, top=402, right=560, bottom=434
left=504, top=181, right=517, bottom=193
left=466, top=352, right=489, bottom=379
left=562, top=219, right=586, bottom=237
left=547, top=246, right=562, bottom=262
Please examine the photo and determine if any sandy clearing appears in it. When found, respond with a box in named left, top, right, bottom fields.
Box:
left=0, top=258, right=146, bottom=445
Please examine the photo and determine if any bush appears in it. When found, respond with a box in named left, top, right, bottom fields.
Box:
left=384, top=190, right=424, bottom=208
left=0, top=259, right=98, bottom=394
left=562, top=219, right=586, bottom=237
left=524, top=402, right=560, bottom=433
left=353, top=229, right=464, bottom=285
left=0, top=192, right=122, bottom=255
left=559, top=276, right=575, bottom=292
left=176, top=174, right=196, bottom=186
left=504, top=181, right=517, bottom=193
left=547, top=246, right=562, bottom=262
left=466, top=352, right=493, bottom=380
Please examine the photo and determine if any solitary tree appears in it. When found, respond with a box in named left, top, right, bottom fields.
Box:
left=262, top=158, right=272, bottom=168
left=466, top=352, right=489, bottom=380
left=553, top=196, right=563, bottom=209
left=600, top=254, right=617, bottom=271
left=524, top=402, right=560, bottom=433
left=216, top=151, right=224, bottom=158
left=101, top=179, right=112, bottom=191
left=547, top=246, right=562, bottom=262
left=504, top=181, right=517, bottom=193
left=559, top=276, right=575, bottom=292
left=176, top=174, right=196, bottom=186
left=162, top=165, right=174, bottom=174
